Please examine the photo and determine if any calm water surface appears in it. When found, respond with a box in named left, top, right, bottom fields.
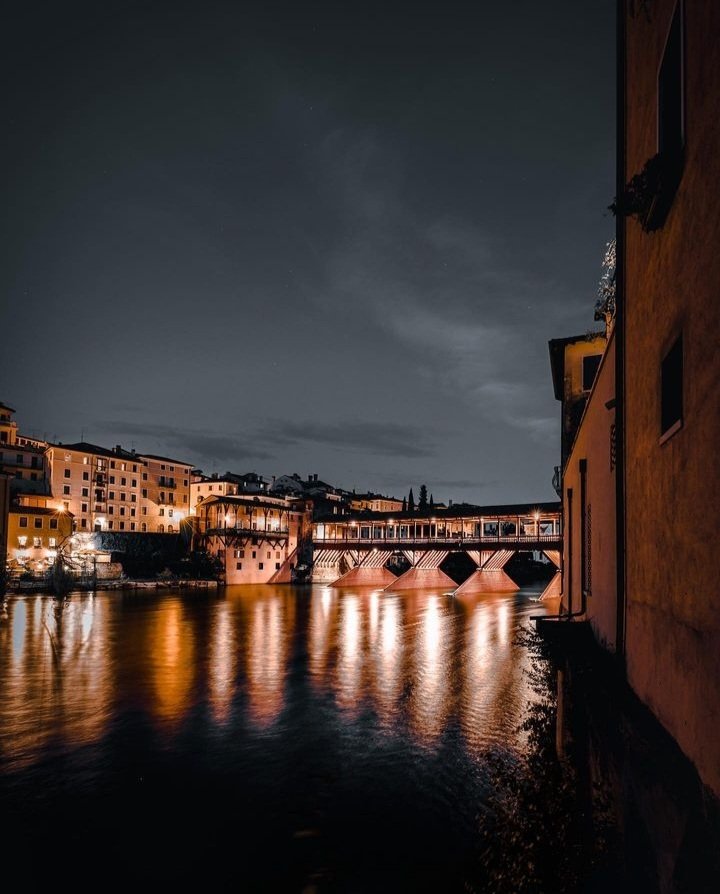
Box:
left=0, top=584, right=551, bottom=891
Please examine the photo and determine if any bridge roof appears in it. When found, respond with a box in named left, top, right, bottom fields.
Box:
left=314, top=500, right=561, bottom=523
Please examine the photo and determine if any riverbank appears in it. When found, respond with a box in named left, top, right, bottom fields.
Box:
left=5, top=577, right=219, bottom=593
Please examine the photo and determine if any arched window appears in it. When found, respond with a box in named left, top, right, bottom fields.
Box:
left=141, top=523, right=147, bottom=532
left=167, top=525, right=174, bottom=533
left=158, top=524, right=165, bottom=533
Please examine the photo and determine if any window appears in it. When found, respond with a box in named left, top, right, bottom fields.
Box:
left=130, top=523, right=136, bottom=531
left=82, top=487, right=89, bottom=497
left=120, top=463, right=126, bottom=472
left=142, top=488, right=148, bottom=498
left=236, top=562, right=243, bottom=570
left=49, top=537, right=57, bottom=548
left=142, top=472, right=148, bottom=481
left=159, top=508, right=165, bottom=516
left=252, top=550, right=257, bottom=559
left=582, top=355, right=602, bottom=392
left=142, top=507, right=147, bottom=515
left=132, top=479, right=137, bottom=487
left=33, top=537, right=42, bottom=548
left=50, top=518, right=58, bottom=529
left=83, top=456, right=89, bottom=465
left=34, top=517, right=43, bottom=528
left=83, top=471, right=89, bottom=481
left=81, top=503, right=88, bottom=512
left=63, top=485, right=70, bottom=495
left=119, top=522, right=125, bottom=530
left=258, top=562, right=264, bottom=570
left=161, top=464, right=166, bottom=470
left=275, top=562, right=281, bottom=570
left=18, top=536, right=27, bottom=546
left=121, top=477, right=126, bottom=486
left=110, top=461, right=116, bottom=469
left=120, top=507, right=125, bottom=516
left=64, top=469, right=71, bottom=478
left=109, top=491, right=115, bottom=500
left=661, top=333, right=683, bottom=439
left=267, top=551, right=271, bottom=559
left=141, top=523, right=147, bottom=532
left=120, top=493, right=126, bottom=501
left=158, top=524, right=165, bottom=533
left=63, top=502, right=69, bottom=511
left=130, top=508, right=136, bottom=517
left=659, top=2, right=684, bottom=163
left=167, top=525, right=174, bottom=533
left=109, top=476, right=115, bottom=484
left=109, top=506, right=114, bottom=515
left=81, top=519, right=87, bottom=528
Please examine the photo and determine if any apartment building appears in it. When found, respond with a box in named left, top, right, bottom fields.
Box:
left=138, top=454, right=192, bottom=534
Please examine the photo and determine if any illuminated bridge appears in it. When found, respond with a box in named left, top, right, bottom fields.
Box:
left=311, top=501, right=561, bottom=597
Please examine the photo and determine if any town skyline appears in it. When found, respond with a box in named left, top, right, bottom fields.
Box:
left=1, top=0, right=615, bottom=506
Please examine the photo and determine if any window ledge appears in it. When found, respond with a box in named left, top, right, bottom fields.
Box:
left=659, top=418, right=683, bottom=446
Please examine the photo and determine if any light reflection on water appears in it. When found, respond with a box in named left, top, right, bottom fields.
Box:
left=0, top=585, right=548, bottom=766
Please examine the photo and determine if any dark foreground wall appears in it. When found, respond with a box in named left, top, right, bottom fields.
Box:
left=554, top=625, right=720, bottom=893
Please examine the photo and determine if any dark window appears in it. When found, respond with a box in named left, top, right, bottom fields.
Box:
left=63, top=469, right=71, bottom=478
left=63, top=485, right=70, bottom=495
left=83, top=471, right=89, bottom=481
left=34, top=517, right=43, bottom=528
left=582, top=355, right=602, bottom=391
left=275, top=562, right=281, bottom=570
left=236, top=562, right=242, bottom=570
left=50, top=518, right=58, bottom=529
left=661, top=334, right=683, bottom=436
left=258, top=562, right=264, bottom=570
left=19, top=517, right=28, bottom=528
left=659, top=2, right=684, bottom=162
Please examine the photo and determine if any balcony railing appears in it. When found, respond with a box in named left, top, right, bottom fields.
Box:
left=312, top=533, right=560, bottom=548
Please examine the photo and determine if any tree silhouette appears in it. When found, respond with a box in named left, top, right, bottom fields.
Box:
left=418, top=484, right=428, bottom=512
left=429, top=493, right=435, bottom=510
left=402, top=496, right=407, bottom=512
left=408, top=488, right=415, bottom=512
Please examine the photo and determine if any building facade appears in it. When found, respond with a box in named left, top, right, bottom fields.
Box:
left=196, top=494, right=310, bottom=584
left=552, top=0, right=720, bottom=800
left=138, top=454, right=192, bottom=534
left=6, top=495, right=74, bottom=574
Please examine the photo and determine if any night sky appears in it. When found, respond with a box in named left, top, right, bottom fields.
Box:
left=1, top=0, right=615, bottom=505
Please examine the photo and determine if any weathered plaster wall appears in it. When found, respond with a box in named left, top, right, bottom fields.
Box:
left=624, top=0, right=720, bottom=797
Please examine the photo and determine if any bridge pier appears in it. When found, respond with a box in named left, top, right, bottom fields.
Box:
left=454, top=550, right=519, bottom=595
left=385, top=550, right=455, bottom=591
left=538, top=550, right=561, bottom=600
left=329, top=550, right=397, bottom=587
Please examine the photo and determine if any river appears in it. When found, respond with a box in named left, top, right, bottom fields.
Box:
left=0, top=584, right=554, bottom=891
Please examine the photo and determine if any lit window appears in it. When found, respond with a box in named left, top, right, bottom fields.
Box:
left=18, top=536, right=27, bottom=546
left=49, top=537, right=57, bottom=548
left=33, top=537, right=41, bottom=548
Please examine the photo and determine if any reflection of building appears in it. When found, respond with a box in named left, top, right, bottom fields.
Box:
left=7, top=495, right=74, bottom=573
left=196, top=494, right=310, bottom=584
left=551, top=0, right=720, bottom=801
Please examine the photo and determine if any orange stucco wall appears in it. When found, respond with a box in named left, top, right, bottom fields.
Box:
left=562, top=335, right=617, bottom=650
left=623, top=0, right=720, bottom=796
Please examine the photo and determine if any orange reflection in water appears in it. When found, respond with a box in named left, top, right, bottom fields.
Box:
left=373, top=595, right=403, bottom=725
left=208, top=601, right=235, bottom=724
left=151, top=600, right=195, bottom=730
left=308, top=588, right=336, bottom=690
left=0, top=595, right=111, bottom=768
left=245, top=594, right=293, bottom=729
left=335, top=593, right=363, bottom=713
left=410, top=595, right=451, bottom=745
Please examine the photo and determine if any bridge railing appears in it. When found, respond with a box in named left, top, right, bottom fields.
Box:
left=311, top=533, right=561, bottom=548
